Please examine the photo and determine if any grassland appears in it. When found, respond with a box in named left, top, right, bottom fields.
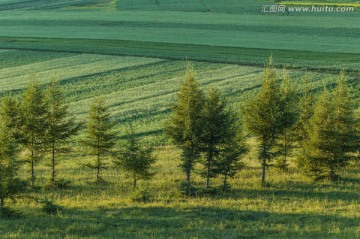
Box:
left=0, top=0, right=359, bottom=238
left=0, top=50, right=359, bottom=239
left=1, top=49, right=358, bottom=142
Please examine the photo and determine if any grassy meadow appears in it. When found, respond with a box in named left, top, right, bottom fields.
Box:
left=0, top=49, right=359, bottom=238
left=0, top=0, right=359, bottom=238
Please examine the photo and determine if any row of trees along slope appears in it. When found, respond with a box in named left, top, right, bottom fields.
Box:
left=242, top=60, right=359, bottom=185
left=166, top=60, right=359, bottom=192
left=0, top=59, right=359, bottom=210
left=164, top=66, right=247, bottom=194
left=0, top=81, right=157, bottom=212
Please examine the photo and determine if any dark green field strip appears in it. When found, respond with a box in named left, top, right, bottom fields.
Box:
left=1, top=19, right=359, bottom=38
left=0, top=0, right=107, bottom=10
left=0, top=50, right=77, bottom=69
left=1, top=37, right=360, bottom=72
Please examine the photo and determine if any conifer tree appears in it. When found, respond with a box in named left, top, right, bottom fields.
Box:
left=294, top=75, right=314, bottom=169
left=0, top=124, right=22, bottom=210
left=20, top=81, right=48, bottom=187
left=302, top=73, right=359, bottom=181
left=331, top=73, right=360, bottom=173
left=164, top=65, right=204, bottom=194
left=115, top=127, right=156, bottom=189
left=274, top=70, right=298, bottom=170
left=46, top=81, right=81, bottom=184
left=83, top=98, right=116, bottom=183
left=0, top=95, right=23, bottom=144
left=243, top=57, right=282, bottom=187
left=200, top=88, right=244, bottom=188
left=213, top=119, right=247, bottom=190
left=294, top=75, right=314, bottom=144
left=302, top=90, right=336, bottom=180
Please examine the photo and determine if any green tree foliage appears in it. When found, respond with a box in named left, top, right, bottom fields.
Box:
left=83, top=98, right=116, bottom=183
left=45, top=81, right=81, bottom=184
left=294, top=75, right=314, bottom=168
left=212, top=119, right=247, bottom=191
left=0, top=124, right=22, bottom=209
left=332, top=72, right=360, bottom=161
left=200, top=88, right=246, bottom=188
left=243, top=58, right=282, bottom=187
left=164, top=65, right=205, bottom=194
left=115, top=127, right=156, bottom=189
left=274, top=70, right=298, bottom=170
left=20, top=81, right=49, bottom=187
left=302, top=73, right=359, bottom=181
left=0, top=95, right=23, bottom=144
left=302, top=90, right=336, bottom=180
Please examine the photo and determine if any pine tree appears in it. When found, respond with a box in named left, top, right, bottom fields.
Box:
left=294, top=75, right=314, bottom=169
left=46, top=81, right=81, bottom=184
left=200, top=88, right=244, bottom=188
left=303, top=73, right=359, bottom=181
left=0, top=95, right=23, bottom=144
left=115, top=127, right=156, bottom=189
left=243, top=57, right=282, bottom=187
left=213, top=119, right=247, bottom=191
left=331, top=72, right=359, bottom=172
left=20, top=81, right=49, bottom=187
left=302, top=90, right=336, bottom=180
left=0, top=123, right=23, bottom=210
left=164, top=65, right=204, bottom=194
left=274, top=70, right=298, bottom=170
left=83, top=98, right=116, bottom=183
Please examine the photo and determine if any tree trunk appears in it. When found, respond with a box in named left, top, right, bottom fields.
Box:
left=186, top=168, right=191, bottom=194
left=329, top=166, right=336, bottom=181
left=96, top=153, right=101, bottom=182
left=206, top=152, right=212, bottom=188
left=0, top=198, right=4, bottom=209
left=283, top=133, right=287, bottom=167
left=31, top=134, right=35, bottom=187
left=31, top=149, right=35, bottom=187
left=261, top=157, right=266, bottom=187
left=133, top=174, right=137, bottom=189
left=51, top=142, right=55, bottom=183
left=223, top=174, right=228, bottom=191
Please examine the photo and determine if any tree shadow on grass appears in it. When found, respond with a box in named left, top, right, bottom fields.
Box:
left=222, top=183, right=360, bottom=203
left=5, top=205, right=358, bottom=239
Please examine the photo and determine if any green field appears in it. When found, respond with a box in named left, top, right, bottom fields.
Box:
left=0, top=0, right=359, bottom=70
left=0, top=0, right=359, bottom=238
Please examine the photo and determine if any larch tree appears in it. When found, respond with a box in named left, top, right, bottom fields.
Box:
left=212, top=116, right=248, bottom=191
left=200, top=88, right=245, bottom=188
left=331, top=73, right=360, bottom=176
left=243, top=57, right=282, bottom=187
left=45, top=80, right=81, bottom=184
left=164, top=65, right=204, bottom=194
left=115, top=127, right=156, bottom=189
left=302, top=72, right=359, bottom=181
left=83, top=98, right=117, bottom=183
left=274, top=70, right=298, bottom=170
left=0, top=95, right=23, bottom=145
left=0, top=124, right=23, bottom=210
left=20, top=81, right=49, bottom=187
left=302, top=89, right=336, bottom=180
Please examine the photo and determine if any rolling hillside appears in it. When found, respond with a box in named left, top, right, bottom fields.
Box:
left=0, top=0, right=359, bottom=70
left=0, top=1, right=359, bottom=238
